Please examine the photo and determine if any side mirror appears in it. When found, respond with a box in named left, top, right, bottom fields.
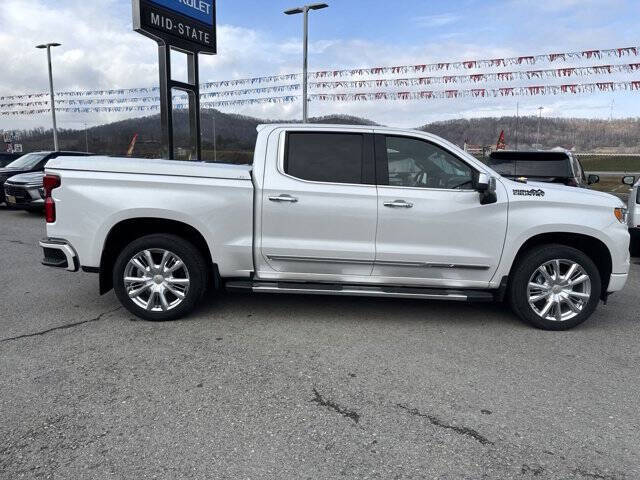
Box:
left=476, top=172, right=497, bottom=205
left=622, top=175, right=636, bottom=186
left=476, top=172, right=491, bottom=192
left=587, top=174, right=600, bottom=185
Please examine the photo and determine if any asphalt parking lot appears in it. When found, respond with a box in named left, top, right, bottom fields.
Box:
left=1, top=208, right=639, bottom=480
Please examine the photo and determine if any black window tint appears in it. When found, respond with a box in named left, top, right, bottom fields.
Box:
left=385, top=136, right=473, bottom=189
left=285, top=132, right=363, bottom=184
left=486, top=157, right=516, bottom=176
left=515, top=160, right=571, bottom=178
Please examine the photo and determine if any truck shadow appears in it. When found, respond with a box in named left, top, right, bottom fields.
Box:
left=199, top=291, right=525, bottom=330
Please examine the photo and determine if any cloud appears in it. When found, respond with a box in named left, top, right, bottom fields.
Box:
left=413, top=13, right=460, bottom=28
left=1, top=0, right=640, bottom=131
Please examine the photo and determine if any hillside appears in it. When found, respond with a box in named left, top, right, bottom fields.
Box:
left=14, top=113, right=640, bottom=160
left=419, top=116, right=640, bottom=152
left=17, top=111, right=377, bottom=160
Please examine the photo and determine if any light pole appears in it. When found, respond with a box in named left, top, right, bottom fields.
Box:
left=84, top=123, right=89, bottom=152
left=284, top=3, right=328, bottom=123
left=36, top=42, right=61, bottom=151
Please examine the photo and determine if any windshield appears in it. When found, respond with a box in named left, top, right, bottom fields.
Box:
left=5, top=153, right=48, bottom=169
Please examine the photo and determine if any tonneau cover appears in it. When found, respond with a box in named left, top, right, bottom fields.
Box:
left=45, top=156, right=253, bottom=181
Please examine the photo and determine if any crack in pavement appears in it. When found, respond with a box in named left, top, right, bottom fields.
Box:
left=0, top=307, right=123, bottom=343
left=0, top=238, right=32, bottom=247
left=521, top=464, right=544, bottom=476
left=311, top=388, right=360, bottom=424
left=573, top=469, right=621, bottom=480
left=396, top=403, right=494, bottom=446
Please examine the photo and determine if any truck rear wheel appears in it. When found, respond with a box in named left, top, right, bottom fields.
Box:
left=509, top=244, right=601, bottom=330
left=113, top=234, right=207, bottom=321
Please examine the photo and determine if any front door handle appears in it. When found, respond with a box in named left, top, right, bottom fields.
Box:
left=269, top=194, right=298, bottom=203
left=383, top=200, right=413, bottom=208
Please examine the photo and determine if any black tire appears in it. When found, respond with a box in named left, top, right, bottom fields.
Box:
left=508, top=244, right=601, bottom=330
left=113, top=234, right=208, bottom=321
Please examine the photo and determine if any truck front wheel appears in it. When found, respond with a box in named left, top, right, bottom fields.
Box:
left=113, top=234, right=207, bottom=321
left=509, top=244, right=601, bottom=330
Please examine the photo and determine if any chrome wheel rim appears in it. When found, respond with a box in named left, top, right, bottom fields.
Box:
left=124, top=249, right=190, bottom=312
left=527, top=259, right=591, bottom=322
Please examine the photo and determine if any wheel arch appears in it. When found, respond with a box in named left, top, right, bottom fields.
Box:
left=98, top=217, right=218, bottom=295
left=508, top=232, right=612, bottom=300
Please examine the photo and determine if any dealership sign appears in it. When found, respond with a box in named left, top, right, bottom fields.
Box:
left=131, top=0, right=216, bottom=160
left=133, top=0, right=216, bottom=53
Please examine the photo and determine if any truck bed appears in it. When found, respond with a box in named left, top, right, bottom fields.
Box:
left=46, top=156, right=253, bottom=181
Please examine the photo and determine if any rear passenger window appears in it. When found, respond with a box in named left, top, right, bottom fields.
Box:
left=285, top=132, right=364, bottom=184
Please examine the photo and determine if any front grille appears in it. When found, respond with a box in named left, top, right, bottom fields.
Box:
left=4, top=185, right=29, bottom=204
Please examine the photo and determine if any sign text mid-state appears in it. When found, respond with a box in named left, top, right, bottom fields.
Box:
left=133, top=0, right=216, bottom=53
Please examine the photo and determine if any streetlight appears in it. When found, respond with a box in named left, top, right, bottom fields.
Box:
left=36, top=42, right=61, bottom=151
left=284, top=3, right=328, bottom=123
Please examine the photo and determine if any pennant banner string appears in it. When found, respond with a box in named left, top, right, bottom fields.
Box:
left=310, top=81, right=640, bottom=102
left=1, top=46, right=638, bottom=100
left=0, top=95, right=300, bottom=116
left=3, top=81, right=640, bottom=116
left=0, top=84, right=301, bottom=109
left=2, top=63, right=639, bottom=109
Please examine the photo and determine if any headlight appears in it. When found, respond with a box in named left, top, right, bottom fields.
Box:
left=614, top=207, right=627, bottom=223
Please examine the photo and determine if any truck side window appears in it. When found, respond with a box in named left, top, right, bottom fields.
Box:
left=384, top=136, right=473, bottom=190
left=285, top=132, right=364, bottom=184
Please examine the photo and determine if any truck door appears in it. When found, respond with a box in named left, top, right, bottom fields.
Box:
left=259, top=129, right=378, bottom=279
left=373, top=133, right=508, bottom=288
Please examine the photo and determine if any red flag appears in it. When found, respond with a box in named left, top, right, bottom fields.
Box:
left=496, top=130, right=506, bottom=150
left=126, top=133, right=138, bottom=157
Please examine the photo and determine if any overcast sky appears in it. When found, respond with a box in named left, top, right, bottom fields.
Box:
left=1, top=0, right=640, bottom=131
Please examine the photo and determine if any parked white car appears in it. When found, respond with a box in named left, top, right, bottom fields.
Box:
left=622, top=175, right=640, bottom=254
left=39, top=124, right=630, bottom=330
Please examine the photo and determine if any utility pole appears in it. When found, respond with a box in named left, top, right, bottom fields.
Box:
left=515, top=102, right=519, bottom=151
left=213, top=110, right=217, bottom=162
left=36, top=42, right=61, bottom=151
left=284, top=3, right=328, bottom=123
left=537, top=106, right=543, bottom=148
left=84, top=123, right=89, bottom=152
left=609, top=99, right=615, bottom=121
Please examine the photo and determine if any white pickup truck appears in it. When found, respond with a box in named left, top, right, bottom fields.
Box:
left=622, top=174, right=640, bottom=255
left=39, top=124, right=630, bottom=330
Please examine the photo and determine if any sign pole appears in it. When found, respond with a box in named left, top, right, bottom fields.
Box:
left=158, top=43, right=174, bottom=159
left=187, top=51, right=202, bottom=161
left=132, top=0, right=216, bottom=161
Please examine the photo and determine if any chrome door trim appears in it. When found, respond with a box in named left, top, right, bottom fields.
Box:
left=266, top=255, right=372, bottom=265
left=375, top=260, right=490, bottom=270
left=267, top=255, right=489, bottom=270
left=426, top=263, right=490, bottom=270
left=378, top=184, right=477, bottom=193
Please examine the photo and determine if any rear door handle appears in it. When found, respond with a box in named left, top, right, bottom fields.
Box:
left=383, top=200, right=413, bottom=208
left=269, top=194, right=298, bottom=203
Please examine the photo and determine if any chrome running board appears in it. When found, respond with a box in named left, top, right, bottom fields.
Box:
left=225, top=281, right=494, bottom=302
